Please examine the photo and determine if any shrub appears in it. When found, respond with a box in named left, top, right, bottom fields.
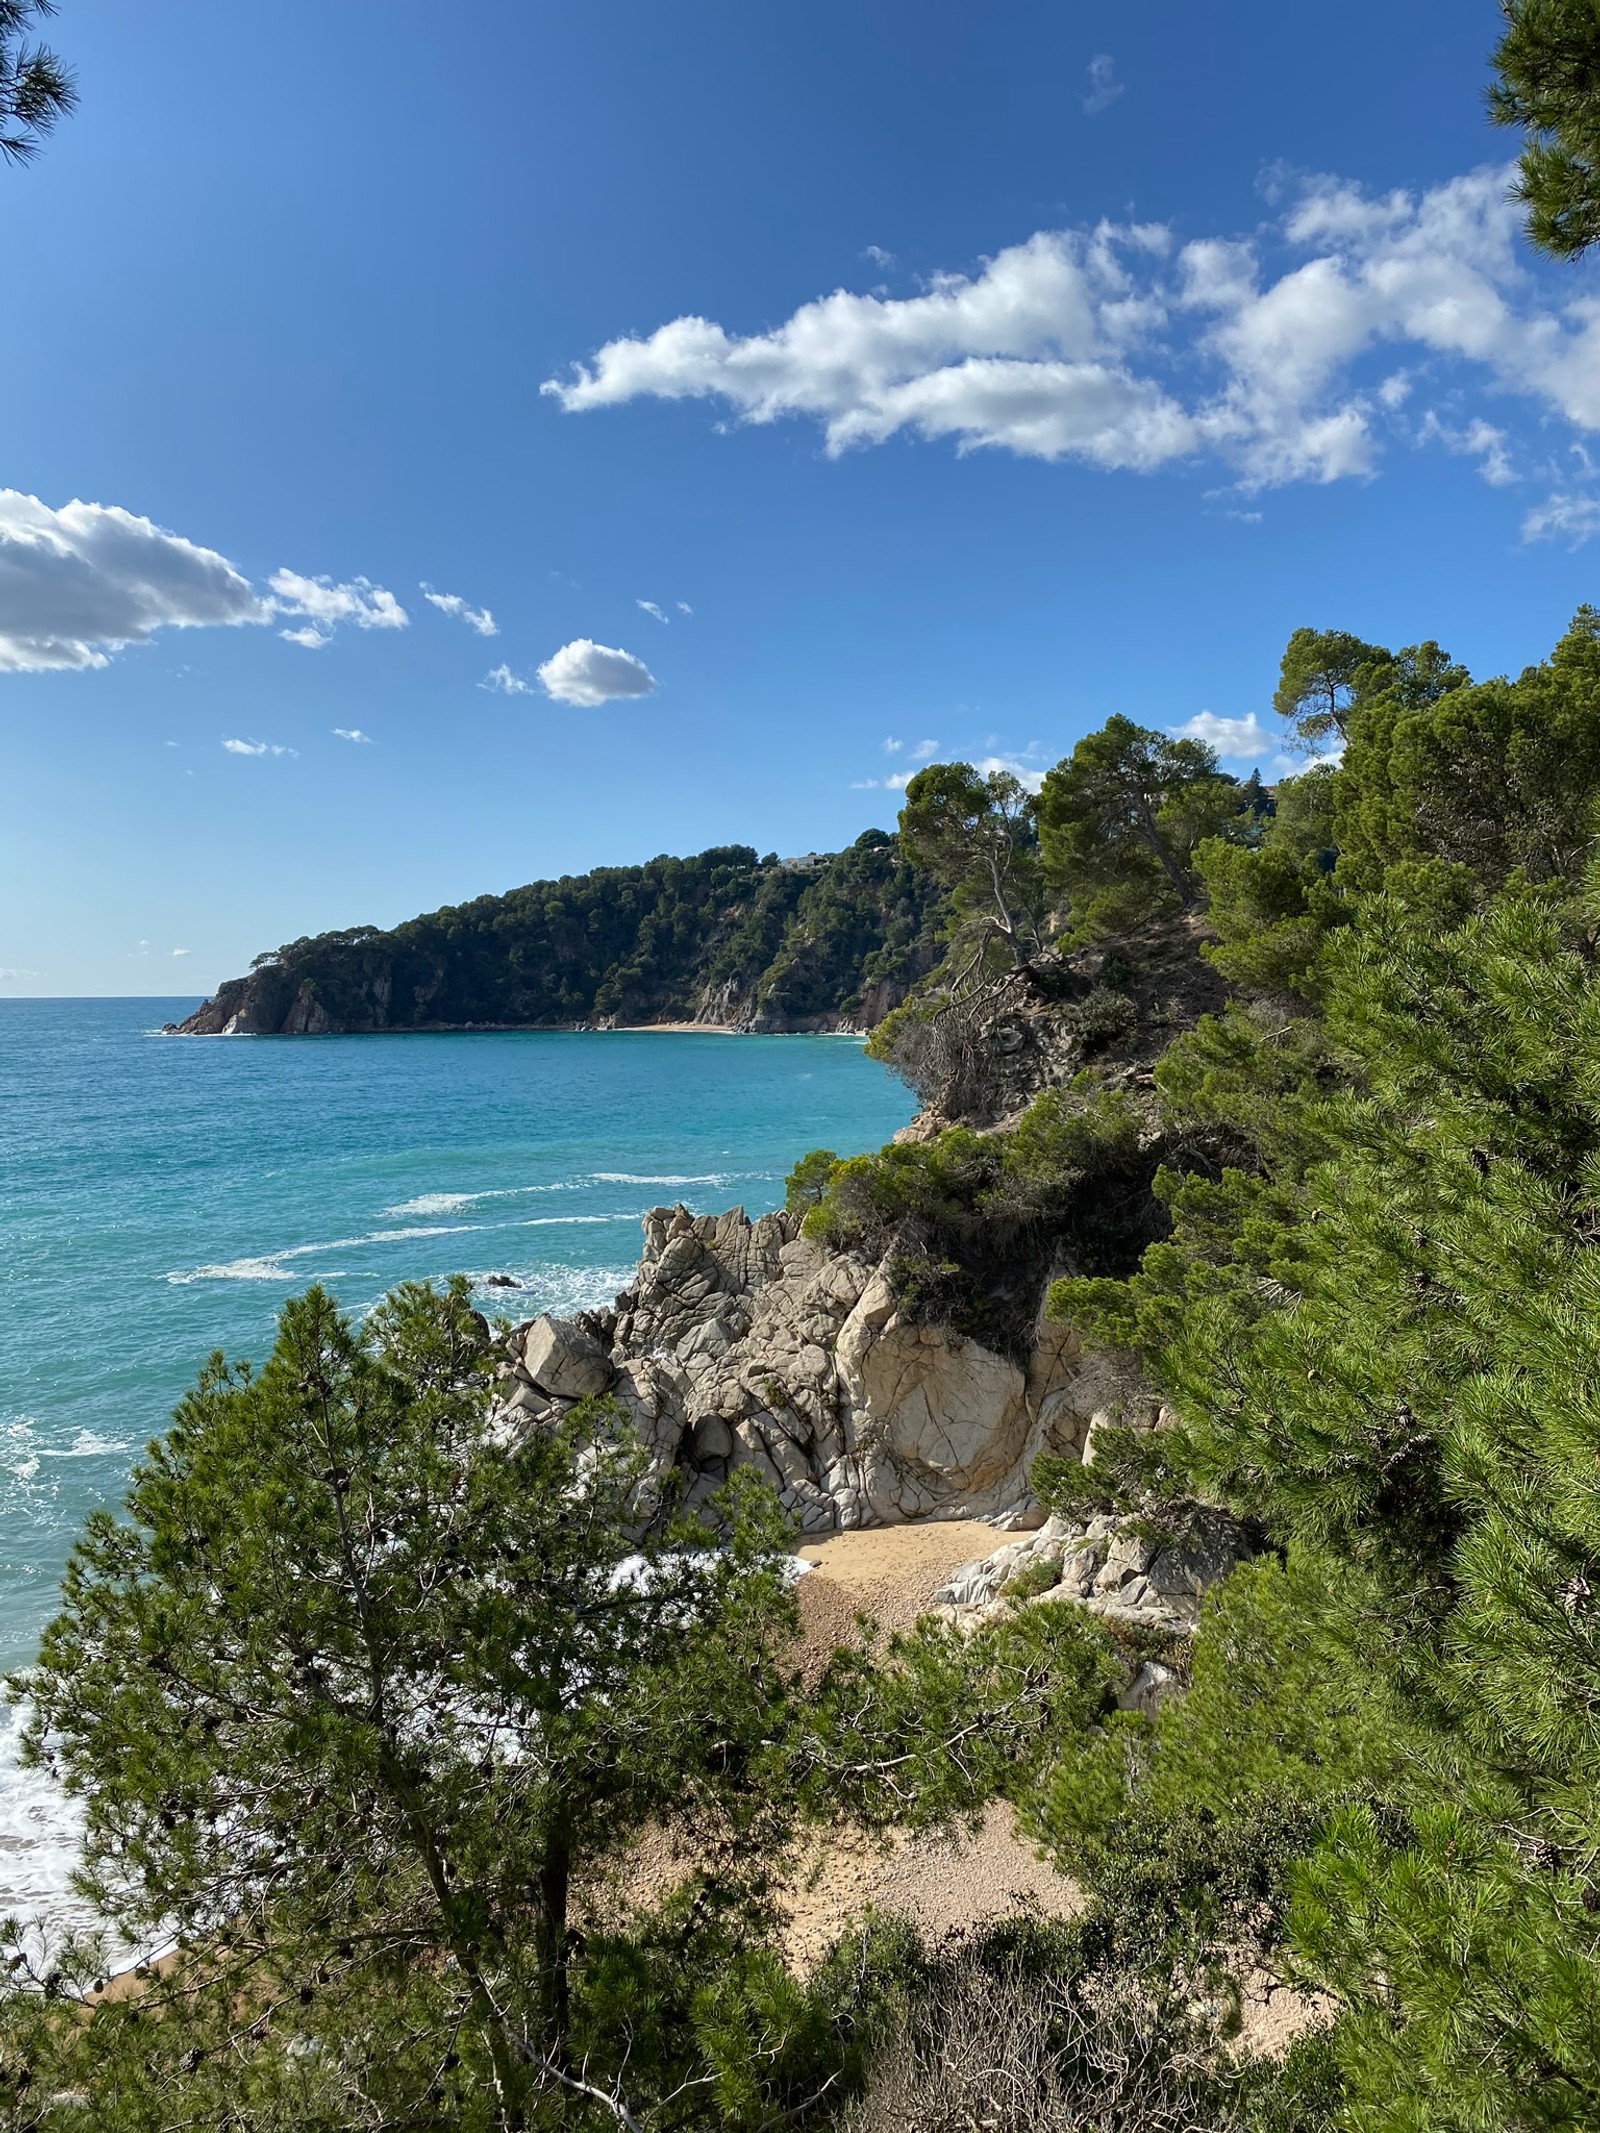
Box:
left=785, top=1146, right=841, bottom=1214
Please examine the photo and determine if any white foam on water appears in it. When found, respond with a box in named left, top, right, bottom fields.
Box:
left=469, top=1263, right=635, bottom=1314
left=381, top=1191, right=486, bottom=1217
left=167, top=1223, right=486, bottom=1285
left=167, top=1255, right=295, bottom=1284
left=0, top=1699, right=93, bottom=1943
left=40, top=1432, right=128, bottom=1461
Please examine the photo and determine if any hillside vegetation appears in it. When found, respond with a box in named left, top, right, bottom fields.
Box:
left=174, top=835, right=946, bottom=1035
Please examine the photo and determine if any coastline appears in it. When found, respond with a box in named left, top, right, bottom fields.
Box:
left=166, top=1018, right=868, bottom=1038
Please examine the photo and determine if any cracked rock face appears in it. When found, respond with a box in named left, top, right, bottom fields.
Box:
left=928, top=1504, right=1254, bottom=1639
left=490, top=1203, right=1134, bottom=1534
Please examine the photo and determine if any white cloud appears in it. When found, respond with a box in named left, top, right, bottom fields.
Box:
left=480, top=663, right=534, bottom=695
left=268, top=569, right=408, bottom=648
left=973, top=753, right=1048, bottom=793
left=864, top=244, right=896, bottom=269
left=223, top=737, right=298, bottom=758
left=636, top=599, right=669, bottom=624
left=171, top=947, right=191, bottom=957
left=1418, top=411, right=1517, bottom=485
left=0, top=491, right=265, bottom=672
left=1081, top=53, right=1123, bottom=116
left=0, top=967, right=43, bottom=980
left=1522, top=491, right=1600, bottom=547
left=535, top=639, right=658, bottom=708
left=333, top=726, right=373, bottom=742
left=855, top=747, right=1036, bottom=794
left=544, top=163, right=1600, bottom=497
left=421, top=583, right=497, bottom=636
left=676, top=600, right=693, bottom=615
left=1171, top=710, right=1277, bottom=760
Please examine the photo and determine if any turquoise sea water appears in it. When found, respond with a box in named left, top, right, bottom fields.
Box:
left=0, top=1001, right=912, bottom=1674
left=0, top=999, right=911, bottom=1932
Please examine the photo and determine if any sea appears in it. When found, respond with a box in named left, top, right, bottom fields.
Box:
left=0, top=997, right=913, bottom=1940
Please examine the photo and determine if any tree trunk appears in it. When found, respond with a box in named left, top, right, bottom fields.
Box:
left=537, top=1829, right=573, bottom=2071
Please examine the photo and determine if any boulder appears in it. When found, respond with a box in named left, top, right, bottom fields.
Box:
left=520, top=1316, right=614, bottom=1401
left=837, top=1274, right=1030, bottom=1494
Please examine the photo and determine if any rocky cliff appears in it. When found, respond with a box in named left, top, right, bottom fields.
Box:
left=171, top=836, right=945, bottom=1036
left=481, top=908, right=1247, bottom=1639
left=490, top=1200, right=1250, bottom=1649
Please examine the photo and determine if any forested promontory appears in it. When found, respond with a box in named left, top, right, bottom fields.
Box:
left=171, top=834, right=946, bottom=1035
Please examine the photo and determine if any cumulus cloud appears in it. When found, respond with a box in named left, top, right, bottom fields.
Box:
left=223, top=737, right=298, bottom=757
left=1522, top=491, right=1600, bottom=546
left=535, top=639, right=658, bottom=708
left=1081, top=53, right=1123, bottom=116
left=421, top=583, right=497, bottom=635
left=1170, top=710, right=1278, bottom=759
left=333, top=726, right=373, bottom=742
left=269, top=569, right=408, bottom=649
left=479, top=663, right=534, bottom=695
left=636, top=599, right=669, bottom=624
left=852, top=770, right=916, bottom=792
left=0, top=491, right=265, bottom=672
left=544, top=164, right=1600, bottom=495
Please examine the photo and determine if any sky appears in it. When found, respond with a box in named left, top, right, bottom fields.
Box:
left=3, top=0, right=1599, bottom=996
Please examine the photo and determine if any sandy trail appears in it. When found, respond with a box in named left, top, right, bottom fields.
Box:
left=782, top=1520, right=1080, bottom=1966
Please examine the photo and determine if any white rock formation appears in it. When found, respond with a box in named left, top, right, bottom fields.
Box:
left=490, top=1203, right=1145, bottom=1536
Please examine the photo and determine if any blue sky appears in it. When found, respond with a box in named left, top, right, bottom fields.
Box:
left=3, top=0, right=1598, bottom=995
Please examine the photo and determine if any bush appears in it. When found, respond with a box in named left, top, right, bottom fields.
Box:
left=1060, top=983, right=1139, bottom=1054
left=840, top=1933, right=1333, bottom=2133
left=785, top=1146, right=841, bottom=1214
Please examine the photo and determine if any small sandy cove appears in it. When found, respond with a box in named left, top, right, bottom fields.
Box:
left=782, top=1520, right=1080, bottom=1968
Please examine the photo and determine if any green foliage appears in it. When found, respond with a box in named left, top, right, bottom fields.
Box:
left=7, top=1280, right=805, bottom=2129
left=1056, top=981, right=1139, bottom=1052
left=737, top=833, right=945, bottom=1024
left=1333, top=610, right=1600, bottom=904
left=1293, top=1804, right=1600, bottom=2132
left=784, top=1146, right=841, bottom=1215
left=808, top=1603, right=1124, bottom=1833
left=1492, top=0, right=1600, bottom=259
left=1036, top=714, right=1246, bottom=938
left=897, top=761, right=1046, bottom=974
left=1039, top=866, right=1600, bottom=2129
left=0, top=1, right=75, bottom=165
left=1273, top=626, right=1397, bottom=751
left=205, top=839, right=947, bottom=1034
left=804, top=1083, right=1161, bottom=1355
left=1001, top=1556, right=1067, bottom=1601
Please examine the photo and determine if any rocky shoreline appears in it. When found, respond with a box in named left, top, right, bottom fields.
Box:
left=491, top=1199, right=1250, bottom=1642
